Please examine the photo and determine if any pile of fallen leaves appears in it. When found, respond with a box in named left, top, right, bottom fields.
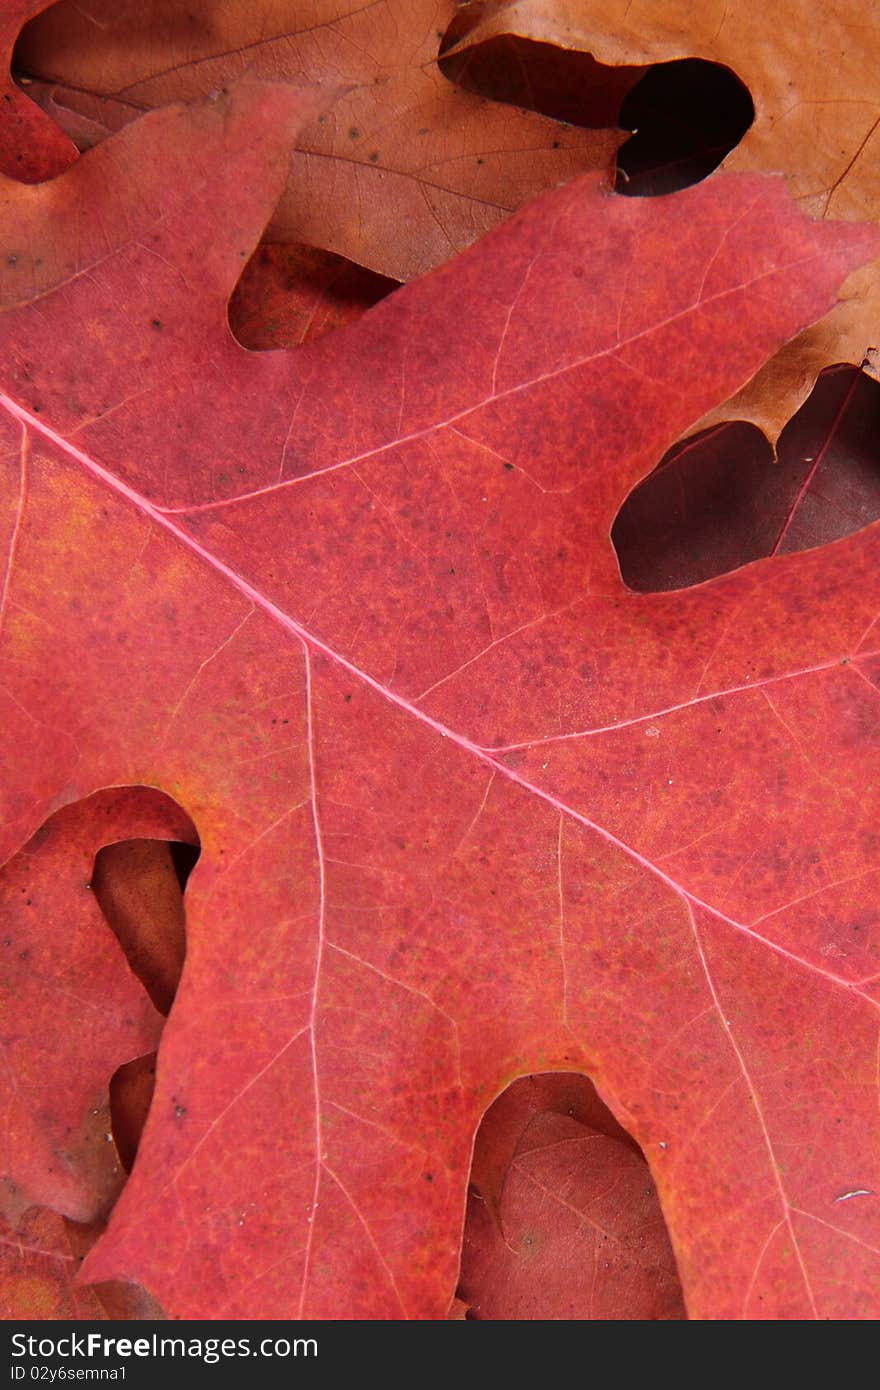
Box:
left=2, top=0, right=880, bottom=1322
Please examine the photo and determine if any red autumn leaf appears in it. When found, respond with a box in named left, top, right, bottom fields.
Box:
left=0, top=788, right=194, bottom=1226
left=2, top=82, right=880, bottom=1321
left=1, top=824, right=191, bottom=1320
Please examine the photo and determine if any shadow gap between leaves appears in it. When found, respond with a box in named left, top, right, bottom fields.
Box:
left=455, top=1071, right=686, bottom=1320
left=90, top=815, right=200, bottom=1315
left=616, top=58, right=754, bottom=196
left=87, top=822, right=199, bottom=1316
left=613, top=364, right=880, bottom=592
left=228, top=241, right=399, bottom=351
left=91, top=830, right=200, bottom=1173
left=438, top=20, right=753, bottom=196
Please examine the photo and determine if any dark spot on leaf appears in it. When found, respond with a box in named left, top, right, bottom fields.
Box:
left=151, top=318, right=163, bottom=330
left=348, top=126, right=361, bottom=140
